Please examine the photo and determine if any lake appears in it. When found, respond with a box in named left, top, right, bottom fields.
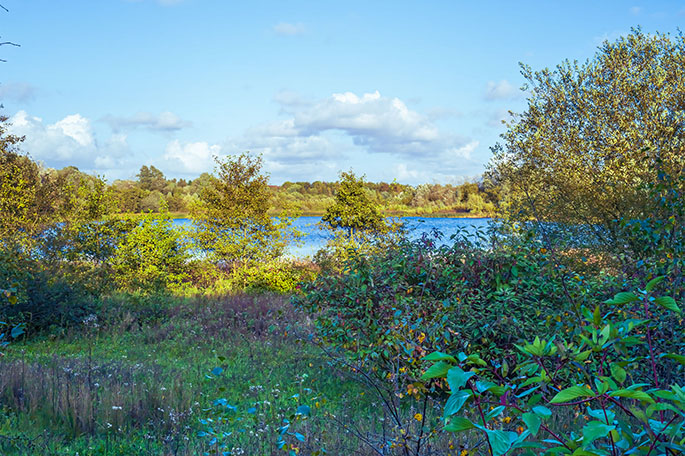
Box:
left=173, top=216, right=492, bottom=258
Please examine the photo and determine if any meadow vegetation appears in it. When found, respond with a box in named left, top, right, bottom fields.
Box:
left=0, top=28, right=683, bottom=455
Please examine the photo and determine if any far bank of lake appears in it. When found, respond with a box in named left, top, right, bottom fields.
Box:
left=173, top=216, right=492, bottom=258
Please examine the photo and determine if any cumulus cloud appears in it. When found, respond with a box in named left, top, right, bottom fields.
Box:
left=273, top=22, right=306, bottom=36
left=162, top=140, right=222, bottom=175
left=292, top=91, right=439, bottom=145
left=7, top=110, right=131, bottom=171
left=231, top=90, right=480, bottom=182
left=0, top=82, right=37, bottom=103
left=483, top=80, right=520, bottom=101
left=103, top=111, right=191, bottom=133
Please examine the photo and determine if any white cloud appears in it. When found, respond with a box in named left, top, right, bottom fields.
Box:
left=273, top=22, right=306, bottom=36
left=54, top=114, right=94, bottom=147
left=629, top=6, right=642, bottom=15
left=9, top=111, right=94, bottom=162
left=483, top=80, right=520, bottom=101
left=294, top=91, right=438, bottom=142
left=7, top=110, right=131, bottom=171
left=163, top=140, right=221, bottom=175
left=233, top=90, right=481, bottom=182
left=0, top=82, right=37, bottom=103
left=280, top=90, right=464, bottom=158
left=103, top=111, right=191, bottom=133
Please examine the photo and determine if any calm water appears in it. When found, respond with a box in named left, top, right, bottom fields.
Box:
left=173, top=216, right=492, bottom=258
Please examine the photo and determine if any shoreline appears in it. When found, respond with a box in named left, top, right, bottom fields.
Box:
left=116, top=211, right=495, bottom=220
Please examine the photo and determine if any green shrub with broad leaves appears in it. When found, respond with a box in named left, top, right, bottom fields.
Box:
left=422, top=280, right=684, bottom=455
left=294, top=222, right=618, bottom=454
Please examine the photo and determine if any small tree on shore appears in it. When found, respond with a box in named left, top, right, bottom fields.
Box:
left=322, top=171, right=386, bottom=245
left=192, top=152, right=296, bottom=265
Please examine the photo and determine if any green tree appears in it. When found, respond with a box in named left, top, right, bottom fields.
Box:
left=322, top=171, right=386, bottom=244
left=136, top=165, right=166, bottom=192
left=112, top=205, right=189, bottom=293
left=488, top=28, right=685, bottom=248
left=111, top=180, right=145, bottom=213
left=191, top=152, right=296, bottom=264
left=0, top=117, right=57, bottom=246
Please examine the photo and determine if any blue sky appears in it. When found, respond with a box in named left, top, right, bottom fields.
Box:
left=1, top=1, right=683, bottom=184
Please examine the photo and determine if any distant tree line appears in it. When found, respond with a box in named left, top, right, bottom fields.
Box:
left=102, top=165, right=499, bottom=217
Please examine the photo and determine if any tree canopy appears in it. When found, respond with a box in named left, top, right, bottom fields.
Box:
left=322, top=171, right=386, bottom=242
left=489, top=28, right=685, bottom=245
left=191, top=153, right=294, bottom=264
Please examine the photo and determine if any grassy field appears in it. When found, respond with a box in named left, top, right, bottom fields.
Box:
left=0, top=293, right=394, bottom=455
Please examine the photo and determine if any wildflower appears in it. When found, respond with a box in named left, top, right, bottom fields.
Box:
left=502, top=416, right=511, bottom=423
left=460, top=450, right=468, bottom=456
left=414, top=413, right=423, bottom=422
left=112, top=406, right=123, bottom=410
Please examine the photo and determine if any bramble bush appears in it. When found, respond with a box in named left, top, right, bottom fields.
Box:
left=422, top=281, right=684, bottom=455
left=294, top=222, right=619, bottom=454
left=417, top=169, right=684, bottom=455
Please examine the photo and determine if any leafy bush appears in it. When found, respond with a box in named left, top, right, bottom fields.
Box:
left=295, top=223, right=617, bottom=454
left=297, top=223, right=609, bottom=367
left=422, top=282, right=684, bottom=455
left=0, top=249, right=95, bottom=333
left=112, top=210, right=190, bottom=294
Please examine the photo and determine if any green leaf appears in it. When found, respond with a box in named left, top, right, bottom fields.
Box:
left=582, top=421, right=615, bottom=445
left=532, top=405, right=552, bottom=418
left=476, top=380, right=498, bottom=393
left=296, top=405, right=311, bottom=416
left=654, top=296, right=680, bottom=313
left=485, top=405, right=506, bottom=422
left=550, top=386, right=595, bottom=404
left=423, top=351, right=457, bottom=363
left=421, top=361, right=451, bottom=380
left=609, top=389, right=655, bottom=403
left=522, top=412, right=541, bottom=436
left=443, top=416, right=475, bottom=432
left=610, top=363, right=627, bottom=383
left=604, top=292, right=639, bottom=305
left=443, top=390, right=472, bottom=418
left=465, top=354, right=487, bottom=366
left=485, top=429, right=515, bottom=456
left=446, top=366, right=475, bottom=392
left=645, top=276, right=664, bottom=292
left=10, top=325, right=24, bottom=339
left=575, top=350, right=592, bottom=362
left=663, top=353, right=685, bottom=366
